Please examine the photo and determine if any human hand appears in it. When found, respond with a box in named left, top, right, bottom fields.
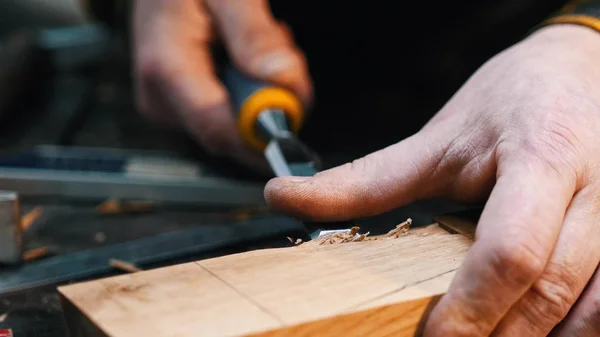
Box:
left=133, top=0, right=312, bottom=168
left=265, top=24, right=600, bottom=336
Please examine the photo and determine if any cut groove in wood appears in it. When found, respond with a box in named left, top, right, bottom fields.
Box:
left=435, top=215, right=477, bottom=240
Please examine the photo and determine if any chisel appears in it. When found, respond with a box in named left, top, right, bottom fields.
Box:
left=222, top=66, right=321, bottom=177
left=222, top=65, right=352, bottom=235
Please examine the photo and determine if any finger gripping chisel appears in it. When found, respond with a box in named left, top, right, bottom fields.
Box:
left=222, top=66, right=321, bottom=177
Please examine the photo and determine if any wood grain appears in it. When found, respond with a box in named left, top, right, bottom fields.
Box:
left=59, top=218, right=476, bottom=337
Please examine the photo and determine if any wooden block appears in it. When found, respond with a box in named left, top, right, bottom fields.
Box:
left=59, top=218, right=476, bottom=337
left=434, top=215, right=478, bottom=240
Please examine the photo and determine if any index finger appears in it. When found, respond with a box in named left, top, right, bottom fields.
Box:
left=424, top=159, right=575, bottom=336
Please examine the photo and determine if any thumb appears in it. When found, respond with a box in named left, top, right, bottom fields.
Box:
left=264, top=131, right=454, bottom=221
left=205, top=0, right=313, bottom=107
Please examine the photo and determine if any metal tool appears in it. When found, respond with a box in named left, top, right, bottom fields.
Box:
left=0, top=191, right=22, bottom=265
left=0, top=145, right=265, bottom=207
left=222, top=66, right=353, bottom=233
left=223, top=66, right=321, bottom=177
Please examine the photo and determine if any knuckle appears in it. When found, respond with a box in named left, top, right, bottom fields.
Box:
left=242, top=20, right=286, bottom=45
left=136, top=55, right=168, bottom=85
left=235, top=23, right=295, bottom=64
left=524, top=266, right=580, bottom=324
left=536, top=119, right=581, bottom=158
left=509, top=116, right=583, bottom=177
left=488, top=235, right=546, bottom=287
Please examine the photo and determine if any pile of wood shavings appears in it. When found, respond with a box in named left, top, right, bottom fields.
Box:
left=293, top=218, right=413, bottom=246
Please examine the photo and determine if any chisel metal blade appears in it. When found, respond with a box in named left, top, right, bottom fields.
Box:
left=264, top=135, right=321, bottom=177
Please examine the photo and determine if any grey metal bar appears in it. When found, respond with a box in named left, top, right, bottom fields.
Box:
left=0, top=169, right=266, bottom=206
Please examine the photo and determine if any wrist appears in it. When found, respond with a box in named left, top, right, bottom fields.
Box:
left=526, top=24, right=600, bottom=55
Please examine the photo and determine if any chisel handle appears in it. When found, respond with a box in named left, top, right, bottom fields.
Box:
left=222, top=66, right=304, bottom=152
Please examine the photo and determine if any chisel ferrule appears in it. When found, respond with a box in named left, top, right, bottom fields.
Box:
left=222, top=66, right=304, bottom=152
left=237, top=87, right=303, bottom=151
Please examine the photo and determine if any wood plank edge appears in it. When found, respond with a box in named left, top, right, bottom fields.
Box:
left=245, top=294, right=443, bottom=337
left=59, top=292, right=109, bottom=337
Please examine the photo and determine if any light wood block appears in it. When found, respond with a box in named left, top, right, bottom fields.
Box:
left=59, top=217, right=476, bottom=337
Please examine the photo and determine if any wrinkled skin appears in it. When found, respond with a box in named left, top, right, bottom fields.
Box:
left=134, top=1, right=600, bottom=335
left=266, top=25, right=600, bottom=336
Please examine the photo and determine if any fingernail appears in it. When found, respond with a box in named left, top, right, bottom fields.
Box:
left=255, top=50, right=298, bottom=78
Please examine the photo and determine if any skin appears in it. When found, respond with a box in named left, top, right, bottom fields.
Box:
left=134, top=1, right=600, bottom=335
left=266, top=25, right=600, bottom=336
left=133, top=0, right=312, bottom=169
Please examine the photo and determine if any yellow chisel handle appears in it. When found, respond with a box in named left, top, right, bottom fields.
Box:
left=222, top=66, right=305, bottom=152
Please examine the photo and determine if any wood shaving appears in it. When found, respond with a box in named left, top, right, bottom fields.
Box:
left=354, top=232, right=370, bottom=242
left=287, top=237, right=303, bottom=245
left=313, top=226, right=371, bottom=245
left=300, top=218, right=413, bottom=246
left=20, top=207, right=42, bottom=231
left=22, top=246, right=51, bottom=261
left=109, top=259, right=142, bottom=273
left=382, top=218, right=412, bottom=238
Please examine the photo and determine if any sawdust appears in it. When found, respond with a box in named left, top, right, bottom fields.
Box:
left=22, top=246, right=51, bottom=261
left=20, top=207, right=42, bottom=231
left=109, top=259, right=142, bottom=273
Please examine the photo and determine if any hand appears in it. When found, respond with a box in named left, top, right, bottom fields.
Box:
left=133, top=0, right=312, bottom=168
left=265, top=24, right=600, bottom=336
